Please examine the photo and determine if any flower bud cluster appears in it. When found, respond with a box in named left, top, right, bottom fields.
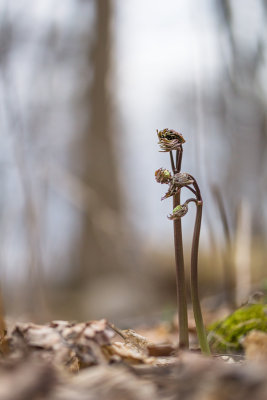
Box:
left=156, top=129, right=194, bottom=219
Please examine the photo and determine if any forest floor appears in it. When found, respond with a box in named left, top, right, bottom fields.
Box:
left=0, top=307, right=267, bottom=400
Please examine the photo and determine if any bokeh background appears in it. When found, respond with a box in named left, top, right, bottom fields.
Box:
left=0, top=0, right=266, bottom=324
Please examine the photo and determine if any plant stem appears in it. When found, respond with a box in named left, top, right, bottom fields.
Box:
left=170, top=151, right=176, bottom=172
left=171, top=146, right=189, bottom=349
left=191, top=201, right=210, bottom=355
left=177, top=146, right=183, bottom=172
left=185, top=185, right=197, bottom=197
left=173, top=194, right=189, bottom=348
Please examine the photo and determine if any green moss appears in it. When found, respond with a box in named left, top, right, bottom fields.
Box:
left=208, top=304, right=267, bottom=353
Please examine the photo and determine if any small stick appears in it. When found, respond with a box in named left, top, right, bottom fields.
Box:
left=107, top=322, right=126, bottom=340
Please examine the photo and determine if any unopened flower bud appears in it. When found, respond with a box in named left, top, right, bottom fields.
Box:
left=173, top=173, right=194, bottom=186
left=155, top=168, right=172, bottom=184
left=168, top=203, right=188, bottom=220
left=157, top=128, right=185, bottom=152
left=161, top=173, right=193, bottom=200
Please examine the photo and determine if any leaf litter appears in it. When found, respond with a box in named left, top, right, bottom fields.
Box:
left=0, top=315, right=267, bottom=399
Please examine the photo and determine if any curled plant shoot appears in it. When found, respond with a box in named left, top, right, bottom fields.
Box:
left=155, top=129, right=210, bottom=355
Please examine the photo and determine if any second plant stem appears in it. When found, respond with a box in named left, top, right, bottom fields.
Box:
left=190, top=201, right=210, bottom=355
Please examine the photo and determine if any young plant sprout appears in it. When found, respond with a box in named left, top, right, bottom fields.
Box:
left=156, top=129, right=210, bottom=355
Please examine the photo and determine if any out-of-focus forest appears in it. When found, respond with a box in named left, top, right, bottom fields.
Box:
left=0, top=0, right=266, bottom=324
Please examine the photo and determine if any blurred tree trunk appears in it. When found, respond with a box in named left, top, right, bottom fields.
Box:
left=86, top=0, right=120, bottom=211
left=217, top=0, right=267, bottom=236
left=72, top=0, right=122, bottom=285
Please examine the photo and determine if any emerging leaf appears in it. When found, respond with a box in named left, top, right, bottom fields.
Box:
left=173, top=172, right=194, bottom=186
left=168, top=203, right=188, bottom=219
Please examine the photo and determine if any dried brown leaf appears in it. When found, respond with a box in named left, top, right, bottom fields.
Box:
left=103, top=342, right=156, bottom=365
left=242, top=330, right=267, bottom=362
left=10, top=319, right=115, bottom=370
